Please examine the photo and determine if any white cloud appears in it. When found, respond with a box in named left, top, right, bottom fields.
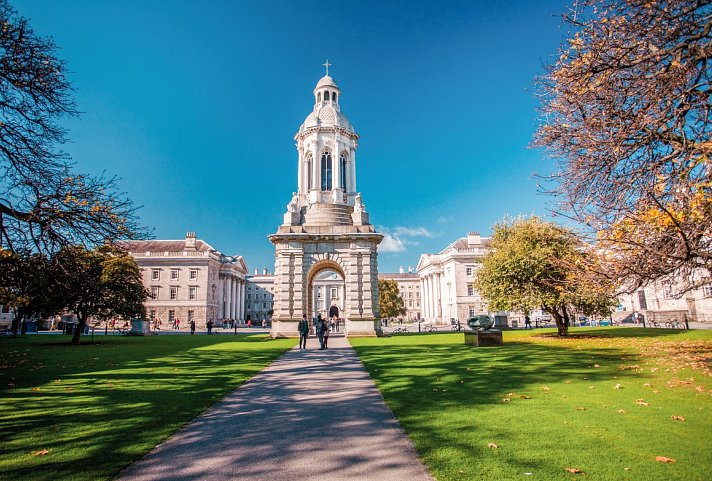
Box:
left=393, top=226, right=435, bottom=238
left=379, top=233, right=407, bottom=253
left=437, top=215, right=453, bottom=224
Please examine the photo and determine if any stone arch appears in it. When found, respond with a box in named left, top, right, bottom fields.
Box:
left=306, top=259, right=346, bottom=319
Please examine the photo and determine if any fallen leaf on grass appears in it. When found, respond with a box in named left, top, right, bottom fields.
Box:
left=432, top=389, right=439, bottom=392
left=31, top=388, right=40, bottom=392
left=618, top=410, right=626, bottom=414
left=624, top=467, right=630, bottom=471
left=506, top=392, right=516, bottom=397
left=565, top=467, right=584, bottom=473
left=613, top=384, right=622, bottom=389
left=594, top=364, right=601, bottom=368
left=487, top=443, right=498, bottom=448
left=635, top=399, right=650, bottom=406
left=502, top=398, right=511, bottom=402
left=575, top=407, right=586, bottom=411
left=671, top=415, right=686, bottom=422
left=542, top=386, right=550, bottom=391
left=644, top=383, right=652, bottom=387
left=655, top=456, right=675, bottom=463
left=520, top=395, right=532, bottom=399
left=32, top=449, right=49, bottom=456
left=695, top=386, right=705, bottom=392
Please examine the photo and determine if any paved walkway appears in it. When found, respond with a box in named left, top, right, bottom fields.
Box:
left=118, top=334, right=434, bottom=481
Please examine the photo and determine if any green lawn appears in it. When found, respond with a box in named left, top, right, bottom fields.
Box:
left=351, top=328, right=712, bottom=481
left=0, top=334, right=296, bottom=481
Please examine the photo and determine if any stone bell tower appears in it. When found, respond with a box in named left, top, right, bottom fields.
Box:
left=269, top=64, right=383, bottom=337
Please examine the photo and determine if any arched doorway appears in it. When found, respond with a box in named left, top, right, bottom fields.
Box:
left=306, top=260, right=346, bottom=323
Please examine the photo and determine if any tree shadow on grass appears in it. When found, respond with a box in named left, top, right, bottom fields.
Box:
left=0, top=334, right=295, bottom=481
left=351, top=333, right=664, bottom=480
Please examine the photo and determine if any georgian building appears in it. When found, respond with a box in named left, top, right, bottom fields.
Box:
left=378, top=268, right=421, bottom=321
left=122, top=232, right=247, bottom=327
left=417, top=232, right=491, bottom=324
left=245, top=268, right=275, bottom=324
left=617, top=280, right=712, bottom=324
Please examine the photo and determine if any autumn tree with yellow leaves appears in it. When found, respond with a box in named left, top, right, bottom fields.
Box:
left=0, top=1, right=147, bottom=254
left=534, top=0, right=711, bottom=295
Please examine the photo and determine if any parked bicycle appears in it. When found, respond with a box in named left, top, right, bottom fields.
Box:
left=451, top=322, right=464, bottom=331
left=423, top=324, right=438, bottom=332
left=665, top=318, right=683, bottom=329
left=392, top=326, right=409, bottom=334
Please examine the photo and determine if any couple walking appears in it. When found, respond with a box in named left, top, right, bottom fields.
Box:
left=297, top=313, right=330, bottom=350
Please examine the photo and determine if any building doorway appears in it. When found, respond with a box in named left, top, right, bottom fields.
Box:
left=307, top=263, right=346, bottom=323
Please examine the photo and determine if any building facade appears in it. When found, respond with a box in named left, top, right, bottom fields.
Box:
left=123, top=232, right=248, bottom=327
left=269, top=68, right=383, bottom=337
left=617, top=280, right=712, bottom=324
left=417, top=232, right=491, bottom=324
left=245, top=268, right=275, bottom=324
left=378, top=268, right=421, bottom=321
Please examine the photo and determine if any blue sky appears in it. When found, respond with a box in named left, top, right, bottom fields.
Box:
left=16, top=0, right=568, bottom=273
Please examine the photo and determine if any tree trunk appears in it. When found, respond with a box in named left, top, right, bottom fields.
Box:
left=546, top=306, right=569, bottom=336
left=10, top=314, right=20, bottom=338
left=71, top=315, right=86, bottom=345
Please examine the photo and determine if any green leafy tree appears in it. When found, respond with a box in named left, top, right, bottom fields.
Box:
left=378, top=279, right=407, bottom=321
left=0, top=0, right=147, bottom=254
left=48, top=246, right=147, bottom=344
left=0, top=250, right=52, bottom=336
left=475, top=216, right=615, bottom=336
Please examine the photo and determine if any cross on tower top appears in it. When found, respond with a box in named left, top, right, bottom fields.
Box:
left=323, top=59, right=331, bottom=76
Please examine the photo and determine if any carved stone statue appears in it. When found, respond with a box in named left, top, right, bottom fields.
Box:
left=287, top=192, right=298, bottom=213
left=354, top=192, right=364, bottom=212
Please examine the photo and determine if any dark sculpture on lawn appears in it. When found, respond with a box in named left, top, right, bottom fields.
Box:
left=467, top=314, right=494, bottom=331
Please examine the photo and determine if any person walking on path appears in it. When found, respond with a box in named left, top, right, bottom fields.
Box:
left=524, top=315, right=532, bottom=329
left=298, top=314, right=309, bottom=350
left=206, top=320, right=213, bottom=335
left=316, top=314, right=325, bottom=350
left=323, top=320, right=330, bottom=349
left=190, top=320, right=196, bottom=335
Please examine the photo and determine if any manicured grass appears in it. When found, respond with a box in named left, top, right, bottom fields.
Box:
left=0, top=334, right=296, bottom=481
left=351, top=328, right=712, bottom=481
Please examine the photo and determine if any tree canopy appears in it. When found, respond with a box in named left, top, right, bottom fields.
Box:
left=47, top=246, right=147, bottom=344
left=0, top=0, right=147, bottom=254
left=475, top=216, right=615, bottom=336
left=378, top=279, right=407, bottom=320
left=534, top=0, right=711, bottom=295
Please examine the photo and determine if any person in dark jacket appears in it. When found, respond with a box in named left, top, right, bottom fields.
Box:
left=298, top=314, right=309, bottom=350
left=316, top=314, right=325, bottom=350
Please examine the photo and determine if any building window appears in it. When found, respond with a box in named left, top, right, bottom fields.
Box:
left=339, top=152, right=347, bottom=189
left=263, top=293, right=267, bottom=299
left=466, top=267, right=473, bottom=276
left=188, top=310, right=194, bottom=321
left=306, top=153, right=312, bottom=190
left=263, top=302, right=267, bottom=309
left=190, top=269, right=198, bottom=280
left=702, top=285, right=712, bottom=298
left=170, top=287, right=178, bottom=300
left=416, top=292, right=420, bottom=298
left=409, top=300, right=413, bottom=307
left=321, top=151, right=332, bottom=190
left=637, top=290, right=648, bottom=310
left=331, top=288, right=338, bottom=298
left=170, top=269, right=179, bottom=281
left=168, top=310, right=175, bottom=323
left=151, top=270, right=160, bottom=281
left=467, top=284, right=475, bottom=296
left=150, top=286, right=159, bottom=299
left=469, top=306, right=476, bottom=317
left=409, top=292, right=413, bottom=298
left=189, top=287, right=197, bottom=300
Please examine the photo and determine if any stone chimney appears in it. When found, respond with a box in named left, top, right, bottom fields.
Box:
left=254, top=268, right=259, bottom=275
left=467, top=232, right=481, bottom=247
left=185, top=232, right=197, bottom=250
left=263, top=267, right=268, bottom=275
left=399, top=266, right=404, bottom=274
left=408, top=266, right=413, bottom=273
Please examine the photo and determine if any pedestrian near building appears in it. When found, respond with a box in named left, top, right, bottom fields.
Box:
left=323, top=320, right=330, bottom=349
left=524, top=315, right=532, bottom=329
left=206, top=319, right=213, bottom=334
left=316, top=314, right=325, bottom=350
left=298, top=314, right=309, bottom=350
left=190, top=320, right=196, bottom=335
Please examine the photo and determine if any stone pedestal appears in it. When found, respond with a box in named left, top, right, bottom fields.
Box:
left=464, top=330, right=503, bottom=347
left=129, top=319, right=151, bottom=336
